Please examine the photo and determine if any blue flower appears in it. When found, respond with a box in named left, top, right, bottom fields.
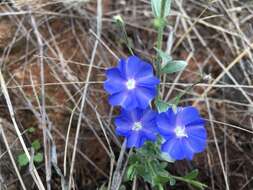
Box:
left=156, top=106, right=207, bottom=160
left=115, top=108, right=158, bottom=148
left=104, top=56, right=159, bottom=110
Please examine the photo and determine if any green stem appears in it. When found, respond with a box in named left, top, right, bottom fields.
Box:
left=122, top=24, right=134, bottom=55
left=147, top=161, right=156, bottom=176
left=114, top=15, right=134, bottom=55
left=155, top=0, right=169, bottom=102
left=158, top=184, right=164, bottom=190
left=155, top=0, right=167, bottom=75
left=148, top=161, right=165, bottom=190
left=147, top=161, right=157, bottom=189
left=171, top=175, right=207, bottom=189
left=117, top=20, right=134, bottom=55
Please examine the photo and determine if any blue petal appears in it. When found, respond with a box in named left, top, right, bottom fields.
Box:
left=108, top=91, right=138, bottom=110
left=141, top=109, right=157, bottom=124
left=134, top=62, right=159, bottom=87
left=141, top=127, right=157, bottom=141
left=156, top=109, right=176, bottom=136
left=115, top=117, right=133, bottom=136
left=135, top=86, right=157, bottom=109
left=137, top=76, right=160, bottom=87
left=104, top=81, right=125, bottom=94
left=181, top=138, right=194, bottom=160
left=177, top=106, right=202, bottom=126
left=118, top=56, right=144, bottom=78
left=142, top=118, right=157, bottom=131
left=104, top=68, right=126, bottom=94
left=162, top=138, right=194, bottom=160
left=108, top=91, right=128, bottom=106
left=135, top=62, right=154, bottom=79
left=117, top=58, right=127, bottom=78
left=125, top=56, right=143, bottom=77
left=139, top=109, right=158, bottom=140
left=161, top=138, right=177, bottom=157
left=186, top=134, right=207, bottom=153
left=186, top=125, right=207, bottom=140
left=121, top=91, right=138, bottom=110
left=105, top=67, right=125, bottom=80
left=128, top=108, right=143, bottom=122
left=166, top=139, right=185, bottom=160
left=187, top=118, right=205, bottom=126
left=126, top=132, right=143, bottom=148
left=117, top=108, right=143, bottom=125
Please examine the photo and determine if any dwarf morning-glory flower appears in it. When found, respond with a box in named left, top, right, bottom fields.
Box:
left=156, top=106, right=207, bottom=160
left=104, top=56, right=159, bottom=110
left=114, top=107, right=158, bottom=148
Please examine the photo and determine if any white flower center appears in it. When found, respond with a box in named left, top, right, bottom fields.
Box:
left=174, top=126, right=188, bottom=138
left=126, top=79, right=136, bottom=90
left=132, top=122, right=142, bottom=131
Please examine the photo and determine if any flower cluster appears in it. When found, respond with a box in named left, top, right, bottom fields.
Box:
left=104, top=56, right=207, bottom=160
left=104, top=56, right=159, bottom=110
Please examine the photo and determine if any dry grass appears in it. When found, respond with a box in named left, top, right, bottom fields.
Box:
left=0, top=0, right=252, bottom=189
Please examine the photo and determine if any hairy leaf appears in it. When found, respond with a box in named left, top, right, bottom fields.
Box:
left=161, top=60, right=188, bottom=74
left=18, top=153, right=29, bottom=167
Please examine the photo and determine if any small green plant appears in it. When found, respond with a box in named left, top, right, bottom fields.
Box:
left=17, top=128, right=43, bottom=167
left=125, top=140, right=207, bottom=190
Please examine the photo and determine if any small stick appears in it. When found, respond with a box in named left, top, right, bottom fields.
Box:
left=0, top=120, right=27, bottom=190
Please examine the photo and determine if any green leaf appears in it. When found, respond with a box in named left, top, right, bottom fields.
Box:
left=160, top=152, right=175, bottom=163
left=18, top=153, right=29, bottom=167
left=153, top=171, right=176, bottom=187
left=31, top=140, right=41, bottom=151
left=161, top=60, right=188, bottom=74
left=155, top=99, right=171, bottom=113
left=172, top=104, right=178, bottom=112
left=126, top=164, right=137, bottom=181
left=154, top=175, right=170, bottom=185
left=135, top=164, right=149, bottom=182
left=154, top=48, right=172, bottom=67
left=28, top=127, right=35, bottom=133
left=185, top=180, right=207, bottom=190
left=113, top=15, right=124, bottom=25
left=151, top=0, right=172, bottom=18
left=155, top=49, right=188, bottom=74
left=173, top=175, right=207, bottom=190
left=34, top=153, right=43, bottom=163
left=119, top=185, right=126, bottom=190
left=153, top=18, right=166, bottom=29
left=160, top=162, right=168, bottom=169
left=151, top=0, right=159, bottom=17
left=142, top=142, right=161, bottom=157
left=184, top=169, right=199, bottom=180
left=169, top=178, right=176, bottom=186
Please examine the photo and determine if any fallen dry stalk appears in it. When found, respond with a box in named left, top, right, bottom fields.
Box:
left=0, top=71, right=45, bottom=190
left=0, top=119, right=27, bottom=190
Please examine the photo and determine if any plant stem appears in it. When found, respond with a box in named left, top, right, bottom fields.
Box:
left=155, top=0, right=167, bottom=75
left=158, top=184, right=164, bottom=190
left=116, top=19, right=134, bottom=55
left=171, top=175, right=207, bottom=189
left=121, top=23, right=134, bottom=55
left=155, top=0, right=169, bottom=102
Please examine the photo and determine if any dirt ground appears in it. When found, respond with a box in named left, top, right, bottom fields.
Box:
left=0, top=0, right=253, bottom=189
